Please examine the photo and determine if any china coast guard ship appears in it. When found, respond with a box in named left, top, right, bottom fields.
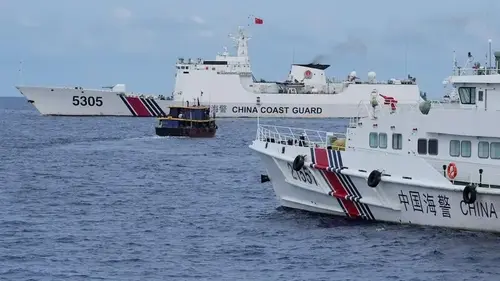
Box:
left=16, top=26, right=424, bottom=118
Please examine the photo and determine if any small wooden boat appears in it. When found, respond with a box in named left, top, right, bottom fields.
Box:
left=155, top=105, right=217, bottom=138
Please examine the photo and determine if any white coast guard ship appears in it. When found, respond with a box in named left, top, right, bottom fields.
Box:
left=16, top=26, right=424, bottom=118
left=250, top=50, right=500, bottom=233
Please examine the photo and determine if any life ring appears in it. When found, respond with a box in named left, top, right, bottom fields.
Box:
left=463, top=185, right=477, bottom=204
left=292, top=155, right=305, bottom=171
left=447, top=163, right=458, bottom=179
left=304, top=70, right=312, bottom=79
left=367, top=170, right=382, bottom=188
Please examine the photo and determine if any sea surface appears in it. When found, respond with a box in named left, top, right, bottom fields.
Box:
left=0, top=96, right=499, bottom=281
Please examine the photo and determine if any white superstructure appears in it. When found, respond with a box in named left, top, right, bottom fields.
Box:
left=249, top=50, right=500, bottom=232
left=17, top=25, right=423, bottom=118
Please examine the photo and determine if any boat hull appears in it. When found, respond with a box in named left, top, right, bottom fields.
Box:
left=250, top=139, right=500, bottom=233
left=155, top=127, right=216, bottom=138
left=17, top=85, right=427, bottom=118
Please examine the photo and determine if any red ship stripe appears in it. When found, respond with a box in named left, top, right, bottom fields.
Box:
left=314, top=148, right=360, bottom=218
left=125, top=97, right=152, bottom=117
left=119, top=94, right=137, bottom=116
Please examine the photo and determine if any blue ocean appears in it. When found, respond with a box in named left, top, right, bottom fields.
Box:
left=0, top=97, right=499, bottom=280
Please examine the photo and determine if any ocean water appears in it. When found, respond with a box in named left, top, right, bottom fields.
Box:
left=0, top=96, right=499, bottom=281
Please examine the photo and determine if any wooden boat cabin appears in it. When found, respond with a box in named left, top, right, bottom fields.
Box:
left=155, top=105, right=217, bottom=138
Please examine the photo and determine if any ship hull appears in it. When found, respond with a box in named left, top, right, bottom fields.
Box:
left=17, top=85, right=427, bottom=118
left=155, top=127, right=216, bottom=138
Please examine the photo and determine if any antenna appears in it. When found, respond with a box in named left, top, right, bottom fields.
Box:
left=489, top=39, right=492, bottom=69
left=256, top=96, right=261, bottom=132
left=18, top=60, right=23, bottom=85
left=404, top=40, right=408, bottom=76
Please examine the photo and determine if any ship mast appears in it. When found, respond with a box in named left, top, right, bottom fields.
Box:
left=229, top=26, right=251, bottom=62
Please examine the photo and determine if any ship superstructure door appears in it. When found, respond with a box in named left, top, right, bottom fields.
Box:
left=477, top=89, right=486, bottom=110
left=477, top=88, right=495, bottom=111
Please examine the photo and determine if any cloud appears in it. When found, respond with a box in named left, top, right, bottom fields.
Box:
left=190, top=15, right=205, bottom=25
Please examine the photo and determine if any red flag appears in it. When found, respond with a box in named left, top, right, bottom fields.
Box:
left=254, top=17, right=263, bottom=24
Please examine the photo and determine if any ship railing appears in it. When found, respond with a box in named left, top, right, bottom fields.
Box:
left=452, top=66, right=500, bottom=76
left=256, top=124, right=345, bottom=148
left=348, top=100, right=372, bottom=128
left=433, top=163, right=500, bottom=189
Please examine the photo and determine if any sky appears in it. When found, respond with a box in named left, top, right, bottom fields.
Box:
left=0, top=0, right=499, bottom=98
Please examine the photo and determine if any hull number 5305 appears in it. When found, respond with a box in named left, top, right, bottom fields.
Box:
left=287, top=163, right=319, bottom=186
left=72, top=96, right=103, bottom=107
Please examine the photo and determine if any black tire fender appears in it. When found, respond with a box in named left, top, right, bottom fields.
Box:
left=292, top=155, right=305, bottom=171
left=367, top=170, right=382, bottom=188
left=463, top=185, right=477, bottom=204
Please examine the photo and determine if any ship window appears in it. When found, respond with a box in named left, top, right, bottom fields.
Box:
left=392, top=133, right=403, bottom=150
left=369, top=132, right=378, bottom=148
left=449, top=140, right=460, bottom=157
left=461, top=140, right=471, bottom=157
left=478, top=91, right=484, bottom=101
left=428, top=139, right=438, bottom=155
left=458, top=87, right=476, bottom=105
left=417, top=138, right=427, bottom=154
left=478, top=141, right=489, bottom=158
left=490, top=142, right=500, bottom=159
left=379, top=133, right=387, bottom=149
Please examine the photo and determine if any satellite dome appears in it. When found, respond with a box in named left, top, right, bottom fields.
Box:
left=368, top=71, right=376, bottom=81
left=419, top=101, right=432, bottom=115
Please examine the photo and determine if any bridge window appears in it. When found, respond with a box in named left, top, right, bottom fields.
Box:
left=491, top=142, right=500, bottom=159
left=458, top=87, right=476, bottom=105
left=461, top=140, right=471, bottom=157
left=369, top=132, right=378, bottom=148
left=478, top=90, right=484, bottom=101
left=417, top=139, right=427, bottom=154
left=392, top=133, right=403, bottom=150
left=428, top=139, right=438, bottom=155
left=379, top=133, right=387, bottom=149
left=478, top=141, right=489, bottom=158
left=449, top=140, right=460, bottom=157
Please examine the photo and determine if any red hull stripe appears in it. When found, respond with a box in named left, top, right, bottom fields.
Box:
left=310, top=148, right=348, bottom=215
left=119, top=94, right=137, bottom=116
left=309, top=147, right=375, bottom=220
left=126, top=97, right=152, bottom=117
left=312, top=148, right=360, bottom=218
left=140, top=98, right=159, bottom=116
left=329, top=150, right=375, bottom=220
left=334, top=151, right=375, bottom=220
